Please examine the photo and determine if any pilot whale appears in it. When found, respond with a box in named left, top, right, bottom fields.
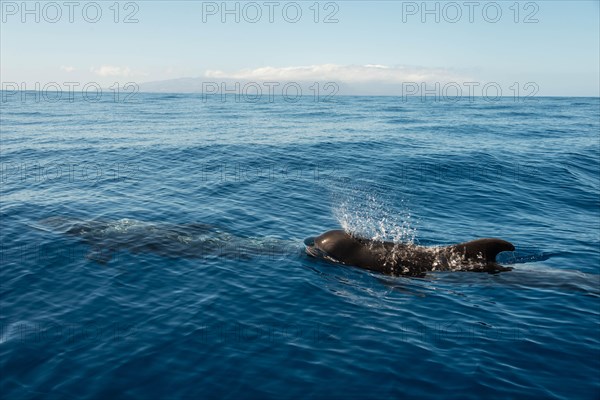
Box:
left=36, top=216, right=295, bottom=263
left=35, top=217, right=514, bottom=275
left=305, top=230, right=515, bottom=277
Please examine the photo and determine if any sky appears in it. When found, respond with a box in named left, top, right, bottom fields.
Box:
left=1, top=0, right=599, bottom=96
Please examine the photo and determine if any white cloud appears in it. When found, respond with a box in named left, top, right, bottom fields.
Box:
left=204, top=64, right=468, bottom=84
left=60, top=65, right=76, bottom=73
left=90, top=65, right=133, bottom=77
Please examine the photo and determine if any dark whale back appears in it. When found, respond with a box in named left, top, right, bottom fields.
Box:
left=307, top=230, right=515, bottom=275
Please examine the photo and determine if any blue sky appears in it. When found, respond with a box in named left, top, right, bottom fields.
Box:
left=1, top=1, right=599, bottom=96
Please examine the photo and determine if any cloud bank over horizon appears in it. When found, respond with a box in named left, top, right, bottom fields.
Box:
left=203, top=64, right=469, bottom=84
left=137, top=63, right=473, bottom=96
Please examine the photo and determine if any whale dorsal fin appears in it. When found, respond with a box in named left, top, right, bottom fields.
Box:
left=453, top=238, right=515, bottom=262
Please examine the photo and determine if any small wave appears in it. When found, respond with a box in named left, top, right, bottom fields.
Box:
left=2, top=120, right=46, bottom=126
left=282, top=111, right=331, bottom=118
left=570, top=101, right=597, bottom=106
left=385, top=118, right=421, bottom=124
left=501, top=111, right=538, bottom=117
left=5, top=111, right=48, bottom=116
left=466, top=104, right=512, bottom=111
left=381, top=106, right=409, bottom=113
left=549, top=114, right=575, bottom=120
left=157, top=95, right=183, bottom=99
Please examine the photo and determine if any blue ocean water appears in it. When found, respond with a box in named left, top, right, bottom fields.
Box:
left=1, top=93, right=599, bottom=399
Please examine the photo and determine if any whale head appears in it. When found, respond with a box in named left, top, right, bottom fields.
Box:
left=305, top=230, right=388, bottom=270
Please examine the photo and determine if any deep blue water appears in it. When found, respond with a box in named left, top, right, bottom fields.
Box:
left=1, top=93, right=599, bottom=399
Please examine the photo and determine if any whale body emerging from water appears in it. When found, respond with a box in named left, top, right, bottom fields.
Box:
left=36, top=217, right=514, bottom=276
left=36, top=216, right=295, bottom=263
left=305, top=230, right=515, bottom=277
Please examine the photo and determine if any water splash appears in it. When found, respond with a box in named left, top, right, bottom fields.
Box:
left=330, top=183, right=417, bottom=244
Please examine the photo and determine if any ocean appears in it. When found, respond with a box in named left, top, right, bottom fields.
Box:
left=1, top=93, right=599, bottom=399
